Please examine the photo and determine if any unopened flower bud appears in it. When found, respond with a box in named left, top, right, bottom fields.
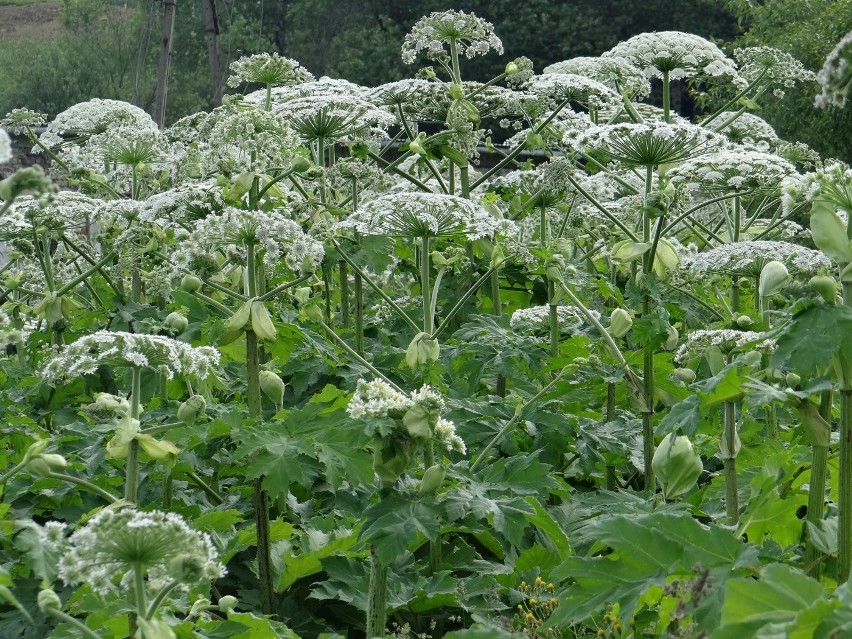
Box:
left=259, top=370, right=286, bottom=410
left=419, top=464, right=446, bottom=496
left=37, top=589, right=62, bottom=613
left=177, top=394, right=207, bottom=426
left=673, top=368, right=696, bottom=383
left=608, top=308, right=632, bottom=338
left=735, top=315, right=754, bottom=328
left=810, top=274, right=837, bottom=304
left=663, top=326, right=679, bottom=351
left=218, top=595, right=238, bottom=612
left=180, top=274, right=204, bottom=293
left=652, top=433, right=703, bottom=500
left=742, top=350, right=763, bottom=366
left=164, top=311, right=189, bottom=334
left=786, top=372, right=801, bottom=388
left=758, top=260, right=789, bottom=297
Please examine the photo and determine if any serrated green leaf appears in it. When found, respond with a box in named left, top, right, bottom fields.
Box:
left=14, top=520, right=63, bottom=583
left=523, top=496, right=572, bottom=560
left=721, top=564, right=823, bottom=630
left=278, top=528, right=363, bottom=591
left=360, top=495, right=441, bottom=564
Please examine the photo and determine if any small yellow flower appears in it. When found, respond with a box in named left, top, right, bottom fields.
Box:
left=529, top=598, right=537, bottom=605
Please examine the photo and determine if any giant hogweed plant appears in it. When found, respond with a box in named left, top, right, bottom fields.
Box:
left=1, top=10, right=852, bottom=639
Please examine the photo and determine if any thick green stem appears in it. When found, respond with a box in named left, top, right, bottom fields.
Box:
left=420, top=237, right=433, bottom=335
left=841, top=387, right=852, bottom=583
left=471, top=369, right=569, bottom=472
left=806, top=444, right=829, bottom=578
left=606, top=382, right=618, bottom=490
left=806, top=390, right=833, bottom=578
left=355, top=271, right=365, bottom=355
left=723, top=400, right=739, bottom=524
left=641, top=169, right=655, bottom=493
left=332, top=239, right=420, bottom=333
left=46, top=472, right=119, bottom=503
left=548, top=280, right=559, bottom=358
left=339, top=260, right=350, bottom=329
left=662, top=70, right=671, bottom=123
left=245, top=242, right=274, bottom=615
left=124, top=367, right=143, bottom=503
left=366, top=549, right=389, bottom=637
left=44, top=607, right=103, bottom=639
left=145, top=580, right=180, bottom=620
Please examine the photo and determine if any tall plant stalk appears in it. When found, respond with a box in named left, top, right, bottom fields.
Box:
left=244, top=241, right=274, bottom=614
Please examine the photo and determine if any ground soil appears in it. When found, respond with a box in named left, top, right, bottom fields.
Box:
left=0, top=2, right=63, bottom=41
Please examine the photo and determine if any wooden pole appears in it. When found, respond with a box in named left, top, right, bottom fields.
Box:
left=153, top=0, right=177, bottom=128
left=201, top=0, right=223, bottom=106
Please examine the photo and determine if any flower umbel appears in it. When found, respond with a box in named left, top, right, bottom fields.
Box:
left=58, top=508, right=225, bottom=595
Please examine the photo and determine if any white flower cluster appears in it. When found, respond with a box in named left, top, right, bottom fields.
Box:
left=1, top=108, right=47, bottom=135
left=782, top=161, right=852, bottom=214
left=199, top=107, right=301, bottom=176
left=567, top=121, right=723, bottom=167
left=734, top=46, right=816, bottom=97
left=543, top=56, right=651, bottom=100
left=675, top=328, right=775, bottom=364
left=337, top=192, right=514, bottom=241
left=0, top=128, right=11, bottom=164
left=401, top=10, right=503, bottom=65
left=42, top=330, right=221, bottom=383
left=434, top=417, right=466, bottom=454
left=510, top=305, right=601, bottom=334
left=503, top=110, right=593, bottom=152
left=605, top=32, right=742, bottom=85
left=0, top=309, right=21, bottom=350
left=815, top=30, right=852, bottom=108
left=712, top=112, right=779, bottom=150
left=347, top=379, right=465, bottom=454
left=58, top=508, right=225, bottom=596
left=524, top=73, right=620, bottom=111
left=173, top=206, right=324, bottom=276
left=38, top=99, right=157, bottom=150
left=667, top=149, right=798, bottom=194
left=347, top=379, right=410, bottom=419
left=226, top=52, right=314, bottom=88
left=135, top=182, right=227, bottom=229
left=680, top=240, right=831, bottom=277
left=2, top=191, right=98, bottom=236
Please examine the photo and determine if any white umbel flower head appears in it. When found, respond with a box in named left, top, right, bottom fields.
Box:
left=337, top=192, right=514, bottom=240
left=566, top=120, right=724, bottom=167
left=815, top=30, right=852, bottom=108
left=172, top=206, right=325, bottom=276
left=402, top=10, right=503, bottom=65
left=58, top=508, right=225, bottom=596
left=226, top=52, right=314, bottom=88
left=0, top=128, right=11, bottom=164
left=605, top=31, right=742, bottom=86
left=38, top=99, right=157, bottom=150
left=524, top=73, right=620, bottom=111
left=667, top=149, right=798, bottom=194
left=680, top=240, right=831, bottom=278
left=42, top=331, right=221, bottom=383
left=347, top=379, right=411, bottom=420
left=543, top=56, right=651, bottom=100
left=675, top=328, right=775, bottom=364
left=734, top=47, right=816, bottom=98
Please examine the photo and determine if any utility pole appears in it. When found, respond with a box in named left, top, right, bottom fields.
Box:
left=201, top=0, right=223, bottom=106
left=153, top=0, right=177, bottom=128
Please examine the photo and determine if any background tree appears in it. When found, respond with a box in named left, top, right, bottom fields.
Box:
left=725, top=0, right=852, bottom=162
